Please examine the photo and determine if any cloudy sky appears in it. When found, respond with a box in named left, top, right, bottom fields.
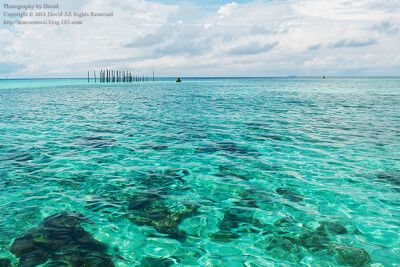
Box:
left=1, top=0, right=400, bottom=78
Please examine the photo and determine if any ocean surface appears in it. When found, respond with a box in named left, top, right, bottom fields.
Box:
left=0, top=77, right=399, bottom=266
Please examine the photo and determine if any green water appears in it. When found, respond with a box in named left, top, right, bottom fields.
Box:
left=0, top=78, right=399, bottom=266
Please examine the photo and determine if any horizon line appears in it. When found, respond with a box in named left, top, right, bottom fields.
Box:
left=1, top=76, right=400, bottom=80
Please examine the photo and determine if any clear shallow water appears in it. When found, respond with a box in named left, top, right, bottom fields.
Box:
left=0, top=77, right=399, bottom=266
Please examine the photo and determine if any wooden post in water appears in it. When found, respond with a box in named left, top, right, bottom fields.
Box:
left=94, top=71, right=96, bottom=83
left=153, top=70, right=154, bottom=82
left=88, top=71, right=89, bottom=83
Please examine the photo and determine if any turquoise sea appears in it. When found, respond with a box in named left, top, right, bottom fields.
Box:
left=0, top=77, right=399, bottom=266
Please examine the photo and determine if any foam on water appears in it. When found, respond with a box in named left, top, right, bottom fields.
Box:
left=0, top=77, right=399, bottom=266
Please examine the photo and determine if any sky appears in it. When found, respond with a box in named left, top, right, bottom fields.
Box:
left=0, top=0, right=400, bottom=78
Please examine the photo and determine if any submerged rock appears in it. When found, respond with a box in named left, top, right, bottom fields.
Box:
left=152, top=145, right=168, bottom=151
left=276, top=188, right=304, bottom=202
left=84, top=196, right=125, bottom=213
left=76, top=136, right=116, bottom=148
left=217, top=165, right=253, bottom=181
left=256, top=236, right=301, bottom=264
left=376, top=172, right=400, bottom=186
left=195, top=142, right=258, bottom=156
left=317, top=221, right=348, bottom=235
left=297, top=231, right=330, bottom=249
left=164, top=168, right=189, bottom=177
left=273, top=216, right=297, bottom=227
left=219, top=141, right=251, bottom=155
left=10, top=212, right=116, bottom=267
left=329, top=244, right=371, bottom=266
left=136, top=169, right=187, bottom=189
left=234, top=189, right=259, bottom=208
left=126, top=191, right=198, bottom=242
left=210, top=230, right=240, bottom=242
left=140, top=256, right=179, bottom=266
left=0, top=258, right=11, bottom=267
left=219, top=208, right=262, bottom=231
left=194, top=146, right=219, bottom=154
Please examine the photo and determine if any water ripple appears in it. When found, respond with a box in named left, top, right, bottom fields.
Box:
left=0, top=78, right=399, bottom=265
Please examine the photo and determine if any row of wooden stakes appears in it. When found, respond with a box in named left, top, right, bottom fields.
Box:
left=88, top=70, right=154, bottom=83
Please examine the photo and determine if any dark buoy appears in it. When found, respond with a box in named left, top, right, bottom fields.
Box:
left=176, top=77, right=181, bottom=82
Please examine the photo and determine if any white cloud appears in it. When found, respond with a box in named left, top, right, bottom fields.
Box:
left=1, top=0, right=400, bottom=78
left=217, top=2, right=238, bottom=18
